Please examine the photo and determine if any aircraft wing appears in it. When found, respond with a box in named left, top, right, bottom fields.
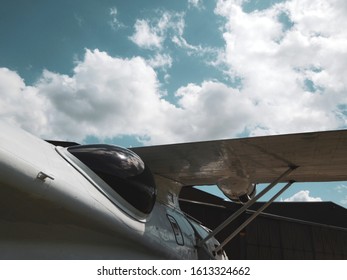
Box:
left=131, top=129, right=347, bottom=186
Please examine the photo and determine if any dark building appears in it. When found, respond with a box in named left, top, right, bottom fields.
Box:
left=179, top=187, right=347, bottom=259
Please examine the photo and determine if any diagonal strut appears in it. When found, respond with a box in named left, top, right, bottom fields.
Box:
left=198, top=166, right=297, bottom=248
left=214, top=180, right=295, bottom=252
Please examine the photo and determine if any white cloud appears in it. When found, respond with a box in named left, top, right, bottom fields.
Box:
left=0, top=49, right=251, bottom=144
left=36, top=49, right=176, bottom=142
left=146, top=53, right=173, bottom=69
left=129, top=11, right=185, bottom=50
left=171, top=35, right=218, bottom=58
left=0, top=68, right=47, bottom=136
left=109, top=7, right=126, bottom=30
left=174, top=81, right=254, bottom=140
left=0, top=49, right=262, bottom=145
left=129, top=9, right=219, bottom=63
left=129, top=19, right=163, bottom=49
left=172, top=35, right=199, bottom=51
left=0, top=50, right=173, bottom=142
left=2, top=0, right=347, bottom=146
left=214, top=0, right=347, bottom=136
left=283, top=190, right=322, bottom=202
left=334, top=185, right=347, bottom=205
left=188, top=0, right=205, bottom=10
left=335, top=184, right=347, bottom=193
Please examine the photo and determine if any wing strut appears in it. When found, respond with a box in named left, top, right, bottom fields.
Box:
left=214, top=180, right=294, bottom=252
left=197, top=166, right=297, bottom=251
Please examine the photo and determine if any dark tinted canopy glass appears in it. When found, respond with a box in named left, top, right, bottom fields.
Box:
left=68, top=144, right=156, bottom=214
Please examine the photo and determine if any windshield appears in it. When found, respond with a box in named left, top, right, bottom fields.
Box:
left=68, top=144, right=156, bottom=214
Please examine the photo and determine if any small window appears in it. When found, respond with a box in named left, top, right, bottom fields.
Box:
left=167, top=215, right=184, bottom=246
left=67, top=145, right=156, bottom=214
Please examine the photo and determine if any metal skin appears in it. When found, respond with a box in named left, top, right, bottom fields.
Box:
left=0, top=122, right=226, bottom=260
left=2, top=120, right=347, bottom=259
left=131, top=128, right=347, bottom=205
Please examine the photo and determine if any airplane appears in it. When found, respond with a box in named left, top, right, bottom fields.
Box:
left=1, top=120, right=347, bottom=259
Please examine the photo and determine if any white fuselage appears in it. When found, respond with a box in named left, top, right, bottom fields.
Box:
left=0, top=121, right=225, bottom=259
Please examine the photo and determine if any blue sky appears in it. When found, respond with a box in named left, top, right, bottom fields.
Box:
left=1, top=0, right=347, bottom=207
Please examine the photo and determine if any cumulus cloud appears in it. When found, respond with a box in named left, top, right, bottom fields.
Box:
left=0, top=50, right=170, bottom=142
left=174, top=81, right=254, bottom=140
left=2, top=0, right=347, bottom=146
left=0, top=68, right=47, bottom=136
left=35, top=49, right=175, bottom=142
left=1, top=49, right=254, bottom=144
left=283, top=190, right=322, bottom=202
left=214, top=0, right=347, bottom=136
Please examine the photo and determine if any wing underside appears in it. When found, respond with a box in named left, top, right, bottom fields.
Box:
left=131, top=130, right=347, bottom=186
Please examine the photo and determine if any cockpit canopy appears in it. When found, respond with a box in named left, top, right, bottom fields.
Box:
left=67, top=144, right=156, bottom=214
